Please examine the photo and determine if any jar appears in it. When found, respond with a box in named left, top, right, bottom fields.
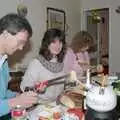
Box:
left=11, top=105, right=27, bottom=120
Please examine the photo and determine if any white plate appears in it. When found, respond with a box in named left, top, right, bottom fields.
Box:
left=27, top=101, right=63, bottom=120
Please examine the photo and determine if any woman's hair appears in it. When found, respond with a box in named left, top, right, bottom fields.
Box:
left=39, top=28, right=66, bottom=63
left=70, top=31, right=94, bottom=53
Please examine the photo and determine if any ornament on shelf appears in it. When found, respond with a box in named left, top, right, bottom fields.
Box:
left=17, top=3, right=28, bottom=17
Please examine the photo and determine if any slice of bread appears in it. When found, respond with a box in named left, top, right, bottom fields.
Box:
left=60, top=95, right=75, bottom=108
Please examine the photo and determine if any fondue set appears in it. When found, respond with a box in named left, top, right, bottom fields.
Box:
left=25, top=66, right=119, bottom=120
left=84, top=69, right=118, bottom=120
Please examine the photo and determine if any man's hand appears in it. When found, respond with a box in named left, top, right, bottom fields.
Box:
left=9, top=91, right=38, bottom=108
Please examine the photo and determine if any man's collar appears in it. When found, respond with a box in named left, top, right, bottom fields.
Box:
left=0, top=54, right=8, bottom=68
left=0, top=54, right=8, bottom=60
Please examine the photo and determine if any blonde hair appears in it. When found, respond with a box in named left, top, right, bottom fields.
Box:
left=70, top=31, right=94, bottom=53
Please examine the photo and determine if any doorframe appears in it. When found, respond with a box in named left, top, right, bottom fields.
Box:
left=81, top=8, right=110, bottom=74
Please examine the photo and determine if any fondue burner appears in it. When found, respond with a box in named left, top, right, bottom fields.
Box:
left=85, top=107, right=118, bottom=120
left=85, top=70, right=118, bottom=120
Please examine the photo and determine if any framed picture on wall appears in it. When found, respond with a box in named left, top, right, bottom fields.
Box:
left=47, top=7, right=66, bottom=32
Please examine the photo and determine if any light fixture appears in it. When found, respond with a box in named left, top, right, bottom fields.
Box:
left=91, top=10, right=101, bottom=23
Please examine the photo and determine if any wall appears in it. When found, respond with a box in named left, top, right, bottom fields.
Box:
left=0, top=0, right=81, bottom=68
left=81, top=0, right=120, bottom=74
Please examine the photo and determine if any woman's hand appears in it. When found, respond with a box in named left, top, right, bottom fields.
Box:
left=34, top=81, right=48, bottom=93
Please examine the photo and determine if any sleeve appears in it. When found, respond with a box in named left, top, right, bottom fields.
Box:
left=0, top=99, right=10, bottom=117
left=63, top=49, right=74, bottom=73
left=20, top=59, right=41, bottom=92
left=6, top=90, right=17, bottom=98
left=78, top=52, right=90, bottom=72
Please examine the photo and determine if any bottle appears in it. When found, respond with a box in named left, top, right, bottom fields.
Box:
left=11, top=105, right=27, bottom=120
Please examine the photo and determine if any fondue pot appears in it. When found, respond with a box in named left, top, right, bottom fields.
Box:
left=86, top=85, right=116, bottom=112
left=84, top=70, right=118, bottom=120
left=85, top=85, right=118, bottom=120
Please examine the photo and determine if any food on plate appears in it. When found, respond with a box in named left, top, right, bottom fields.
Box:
left=70, top=85, right=86, bottom=96
left=39, top=116, right=49, bottom=120
left=53, top=112, right=61, bottom=119
left=67, top=108, right=84, bottom=120
left=66, top=91, right=84, bottom=109
left=60, top=95, right=75, bottom=108
left=62, top=112, right=79, bottom=120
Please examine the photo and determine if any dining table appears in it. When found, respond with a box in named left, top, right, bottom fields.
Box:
left=26, top=74, right=120, bottom=120
left=26, top=99, right=85, bottom=120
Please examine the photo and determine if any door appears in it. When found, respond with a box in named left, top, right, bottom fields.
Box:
left=85, top=8, right=109, bottom=74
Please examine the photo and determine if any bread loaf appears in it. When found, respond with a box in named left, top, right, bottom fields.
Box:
left=60, top=95, right=75, bottom=108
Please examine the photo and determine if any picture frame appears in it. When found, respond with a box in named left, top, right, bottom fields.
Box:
left=47, top=7, right=66, bottom=32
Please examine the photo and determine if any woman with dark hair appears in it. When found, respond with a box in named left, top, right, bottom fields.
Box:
left=39, top=28, right=66, bottom=63
left=20, top=28, right=66, bottom=101
left=64, top=30, right=94, bottom=76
